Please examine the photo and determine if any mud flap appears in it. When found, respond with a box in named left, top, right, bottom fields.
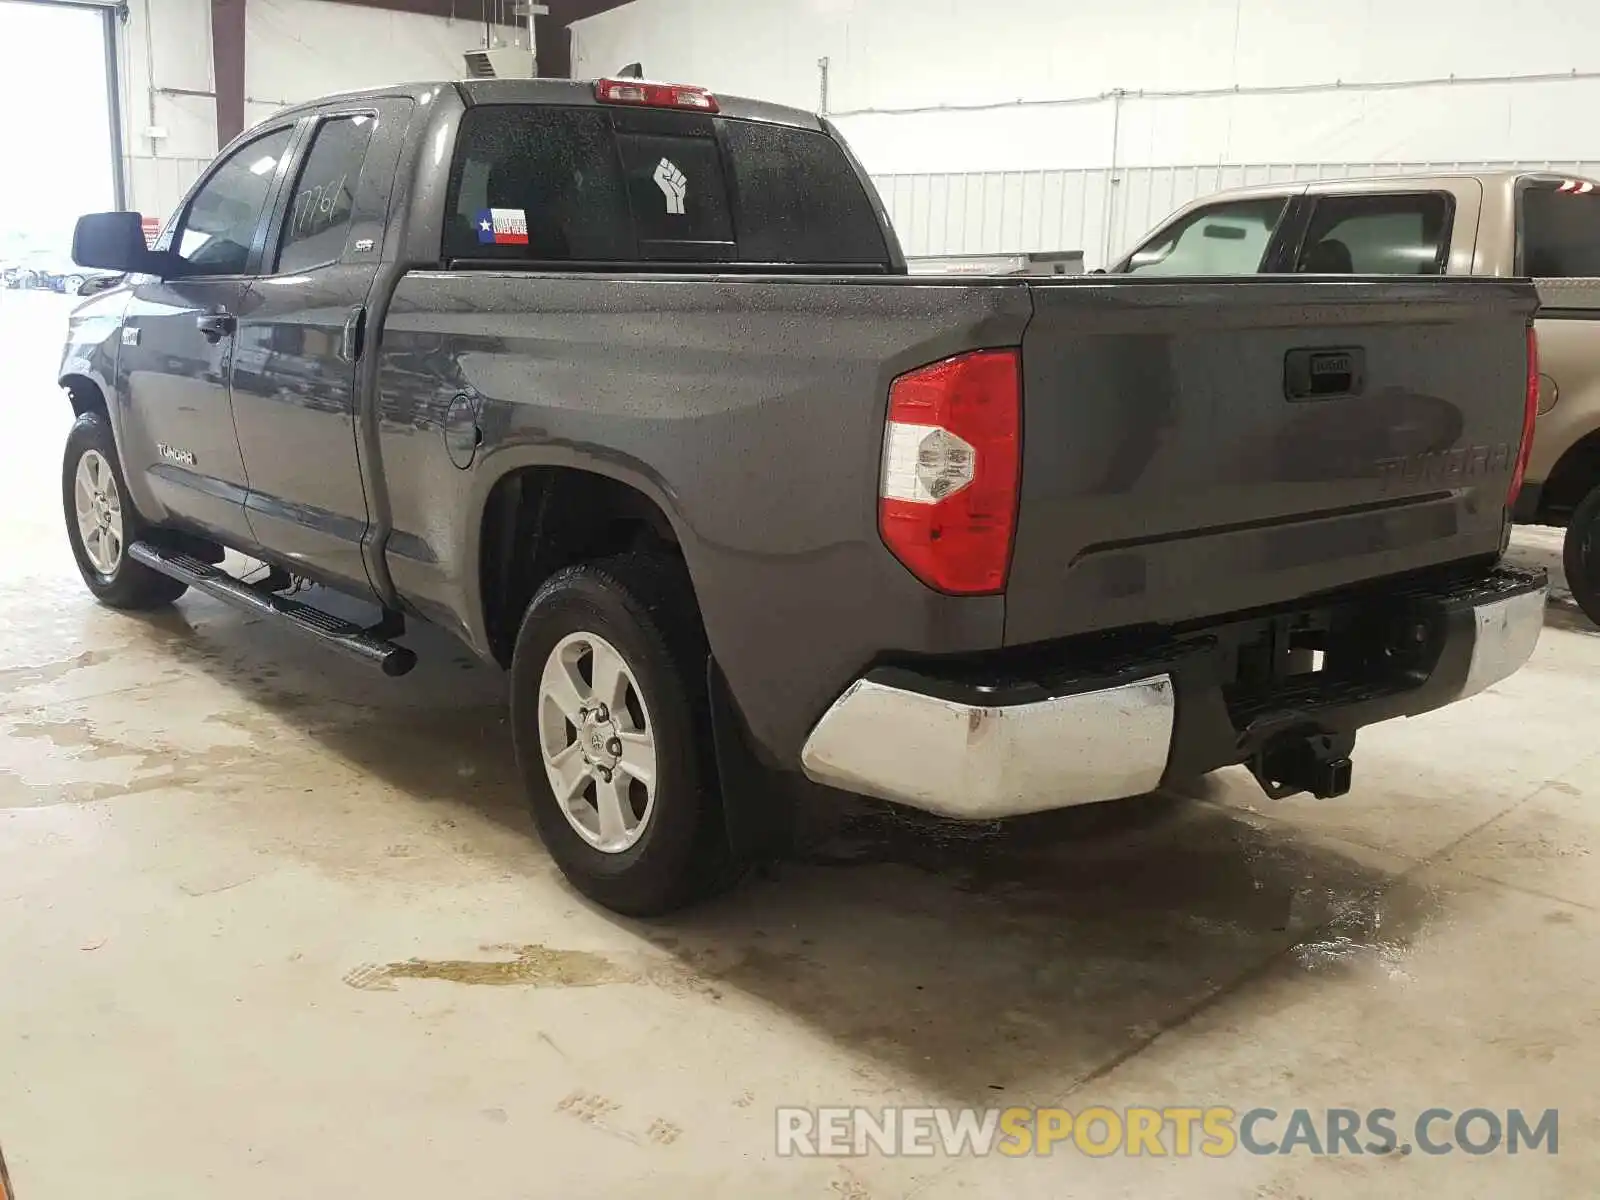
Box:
left=707, top=657, right=793, bottom=861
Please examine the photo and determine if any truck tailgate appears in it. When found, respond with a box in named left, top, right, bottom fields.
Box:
left=1005, top=276, right=1538, bottom=646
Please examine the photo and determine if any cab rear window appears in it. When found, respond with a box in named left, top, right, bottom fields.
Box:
left=442, top=104, right=891, bottom=269
left=721, top=118, right=892, bottom=265
left=615, top=122, right=736, bottom=261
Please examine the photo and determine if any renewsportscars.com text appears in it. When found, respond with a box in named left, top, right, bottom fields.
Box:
left=776, top=1106, right=1559, bottom=1158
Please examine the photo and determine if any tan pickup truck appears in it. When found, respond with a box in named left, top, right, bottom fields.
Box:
left=1113, top=171, right=1600, bottom=623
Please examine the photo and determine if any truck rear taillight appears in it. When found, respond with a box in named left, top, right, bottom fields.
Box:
left=879, top=349, right=1021, bottom=595
left=1510, top=326, right=1539, bottom=507
left=595, top=78, right=719, bottom=112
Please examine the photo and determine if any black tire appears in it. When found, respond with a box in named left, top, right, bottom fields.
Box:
left=62, top=411, right=187, bottom=610
left=1563, top=482, right=1600, bottom=626
left=509, top=552, right=731, bottom=916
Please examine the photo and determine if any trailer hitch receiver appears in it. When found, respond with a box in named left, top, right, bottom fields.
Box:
left=1248, top=729, right=1354, bottom=800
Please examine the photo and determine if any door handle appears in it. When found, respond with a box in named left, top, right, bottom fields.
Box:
left=1284, top=346, right=1365, bottom=401
left=340, top=305, right=367, bottom=362
left=196, top=311, right=237, bottom=343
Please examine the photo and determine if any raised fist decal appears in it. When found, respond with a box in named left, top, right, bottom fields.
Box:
left=653, top=158, right=688, bottom=215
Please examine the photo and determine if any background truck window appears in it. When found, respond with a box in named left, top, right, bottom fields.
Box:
left=444, top=106, right=633, bottom=262
left=1295, top=192, right=1450, bottom=275
left=276, top=115, right=377, bottom=274
left=175, top=126, right=295, bottom=276
left=1520, top=183, right=1600, bottom=276
left=720, top=120, right=890, bottom=266
left=1124, top=198, right=1286, bottom=275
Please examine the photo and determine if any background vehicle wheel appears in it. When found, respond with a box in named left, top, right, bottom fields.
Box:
left=1563, top=483, right=1600, bottom=626
left=62, top=411, right=187, bottom=610
left=61, top=274, right=85, bottom=295
left=510, top=553, right=731, bottom=916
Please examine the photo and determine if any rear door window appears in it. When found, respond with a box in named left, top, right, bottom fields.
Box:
left=1519, top=181, right=1600, bottom=276
left=1123, top=198, right=1287, bottom=275
left=1294, top=193, right=1451, bottom=275
left=276, top=114, right=376, bottom=273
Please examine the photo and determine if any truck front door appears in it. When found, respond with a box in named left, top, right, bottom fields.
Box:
left=230, top=99, right=413, bottom=597
left=116, top=124, right=297, bottom=544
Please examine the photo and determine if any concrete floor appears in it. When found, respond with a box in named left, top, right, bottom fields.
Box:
left=2, top=288, right=1598, bottom=1199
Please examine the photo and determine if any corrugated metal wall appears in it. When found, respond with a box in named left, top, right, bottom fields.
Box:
left=875, top=159, right=1600, bottom=268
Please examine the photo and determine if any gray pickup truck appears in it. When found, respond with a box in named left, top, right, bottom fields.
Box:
left=61, top=78, right=1547, bottom=914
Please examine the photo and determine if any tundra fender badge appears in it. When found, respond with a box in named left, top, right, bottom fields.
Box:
left=157, top=442, right=196, bottom=467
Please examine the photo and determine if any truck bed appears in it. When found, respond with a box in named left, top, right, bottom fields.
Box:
left=374, top=270, right=1536, bottom=761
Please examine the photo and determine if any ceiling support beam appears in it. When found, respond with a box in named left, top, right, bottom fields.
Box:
left=211, top=0, right=247, bottom=146
left=534, top=10, right=570, bottom=78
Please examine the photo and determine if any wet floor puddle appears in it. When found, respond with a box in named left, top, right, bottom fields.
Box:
left=343, top=943, right=636, bottom=991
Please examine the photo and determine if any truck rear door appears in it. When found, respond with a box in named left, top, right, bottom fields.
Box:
left=1003, top=275, right=1537, bottom=646
left=230, top=97, right=414, bottom=596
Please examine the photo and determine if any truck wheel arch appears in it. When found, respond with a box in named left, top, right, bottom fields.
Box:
left=476, top=464, right=700, bottom=669
left=60, top=373, right=110, bottom=419
left=1538, top=426, right=1600, bottom=523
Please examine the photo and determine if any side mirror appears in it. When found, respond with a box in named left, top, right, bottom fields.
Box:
left=72, top=212, right=156, bottom=274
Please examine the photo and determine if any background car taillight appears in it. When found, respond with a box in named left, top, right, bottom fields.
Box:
left=879, top=349, right=1021, bottom=594
left=1510, top=326, right=1539, bottom=507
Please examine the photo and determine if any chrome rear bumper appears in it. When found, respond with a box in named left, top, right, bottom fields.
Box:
left=800, top=675, right=1175, bottom=820
left=799, top=570, right=1546, bottom=821
left=1457, top=583, right=1547, bottom=700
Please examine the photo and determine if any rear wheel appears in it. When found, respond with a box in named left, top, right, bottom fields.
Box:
left=510, top=553, right=731, bottom=916
left=1563, top=482, right=1600, bottom=626
left=62, top=412, right=186, bottom=609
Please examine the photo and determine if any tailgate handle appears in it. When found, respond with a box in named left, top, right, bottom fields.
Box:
left=1285, top=347, right=1365, bottom=401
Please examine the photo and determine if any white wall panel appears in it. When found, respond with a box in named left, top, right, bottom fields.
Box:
left=118, top=0, right=518, bottom=221
left=573, top=0, right=837, bottom=112
left=120, top=0, right=217, bottom=218
left=575, top=0, right=1600, bottom=106
left=573, top=0, right=1600, bottom=174
left=246, top=0, right=507, bottom=111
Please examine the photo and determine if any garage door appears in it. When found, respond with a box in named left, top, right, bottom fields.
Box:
left=0, top=0, right=120, bottom=284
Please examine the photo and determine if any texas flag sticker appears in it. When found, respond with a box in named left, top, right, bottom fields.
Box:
left=476, top=208, right=529, bottom=245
